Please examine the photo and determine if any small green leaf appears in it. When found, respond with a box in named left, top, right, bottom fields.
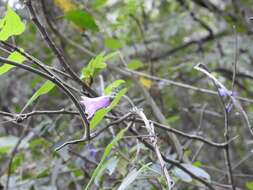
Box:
left=127, top=59, right=144, bottom=70
left=104, top=37, right=123, bottom=50
left=90, top=108, right=107, bottom=130
left=90, top=88, right=127, bottom=130
left=167, top=115, right=180, bottom=124
left=92, top=0, right=108, bottom=9
left=104, top=79, right=125, bottom=95
left=0, top=7, right=25, bottom=41
left=64, top=10, right=99, bottom=31
left=85, top=128, right=128, bottom=190
left=11, top=152, right=25, bottom=173
left=246, top=182, right=253, bottom=190
left=67, top=164, right=83, bottom=178
left=36, top=168, right=50, bottom=179
left=0, top=51, right=26, bottom=75
left=81, top=52, right=119, bottom=81
left=81, top=52, right=107, bottom=80
left=193, top=161, right=203, bottom=167
left=109, top=88, right=127, bottom=108
left=103, top=51, right=119, bottom=61
left=24, top=80, right=55, bottom=108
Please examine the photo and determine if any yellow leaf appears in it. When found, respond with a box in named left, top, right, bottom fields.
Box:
left=54, top=0, right=84, bottom=32
left=139, top=77, right=153, bottom=89
left=54, top=0, right=78, bottom=13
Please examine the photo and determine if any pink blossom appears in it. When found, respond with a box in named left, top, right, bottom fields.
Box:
left=80, top=96, right=111, bottom=119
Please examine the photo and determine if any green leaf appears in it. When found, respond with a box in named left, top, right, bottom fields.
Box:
left=167, top=115, right=180, bottom=124
left=24, top=80, right=55, bottom=108
left=0, top=7, right=25, bottom=41
left=118, top=163, right=151, bottom=190
left=104, top=79, right=125, bottom=95
left=81, top=52, right=107, bottom=80
left=104, top=37, right=123, bottom=50
left=109, top=88, right=127, bottom=108
left=127, top=59, right=144, bottom=70
left=0, top=51, right=26, bottom=75
left=64, top=10, right=99, bottom=32
left=81, top=52, right=119, bottom=80
left=90, top=108, right=107, bottom=130
left=92, top=0, right=108, bottom=9
left=11, top=152, right=25, bottom=173
left=246, top=182, right=253, bottom=190
left=90, top=88, right=127, bottom=130
left=67, top=164, right=83, bottom=178
left=36, top=168, right=50, bottom=179
left=193, top=161, right=203, bottom=167
left=103, top=51, right=119, bottom=61
left=85, top=128, right=128, bottom=190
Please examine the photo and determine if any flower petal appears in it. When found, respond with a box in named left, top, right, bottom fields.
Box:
left=80, top=96, right=111, bottom=119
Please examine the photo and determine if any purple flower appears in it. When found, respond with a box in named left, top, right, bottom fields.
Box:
left=218, top=88, right=236, bottom=98
left=231, top=91, right=237, bottom=97
left=87, top=144, right=97, bottom=157
left=80, top=96, right=111, bottom=119
left=226, top=103, right=234, bottom=113
left=218, top=88, right=228, bottom=97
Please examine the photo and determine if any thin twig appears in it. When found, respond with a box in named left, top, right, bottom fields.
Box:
left=194, top=63, right=253, bottom=136
left=194, top=63, right=236, bottom=190
left=24, top=0, right=96, bottom=97
left=135, top=109, right=174, bottom=189
left=109, top=65, right=253, bottom=104
left=0, top=56, right=90, bottom=139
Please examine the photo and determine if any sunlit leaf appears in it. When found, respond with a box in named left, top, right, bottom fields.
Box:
left=89, top=108, right=107, bottom=130
left=104, top=79, right=125, bottom=95
left=0, top=51, right=26, bottom=75
left=104, top=37, right=123, bottom=50
left=139, top=77, right=153, bottom=89
left=81, top=51, right=118, bottom=84
left=0, top=7, right=25, bottom=41
left=193, top=161, right=203, bottom=167
left=24, top=80, right=55, bottom=108
left=54, top=0, right=78, bottom=12
left=92, top=0, right=108, bottom=9
left=127, top=59, right=144, bottom=70
left=65, top=10, right=99, bottom=31
left=81, top=52, right=107, bottom=80
left=103, top=51, right=119, bottom=61
left=246, top=182, right=253, bottom=190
